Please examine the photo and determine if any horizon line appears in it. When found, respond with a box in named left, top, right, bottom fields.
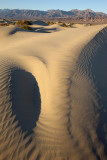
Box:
left=0, top=8, right=106, bottom=14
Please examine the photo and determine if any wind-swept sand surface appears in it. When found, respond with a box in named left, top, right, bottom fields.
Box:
left=0, top=24, right=107, bottom=160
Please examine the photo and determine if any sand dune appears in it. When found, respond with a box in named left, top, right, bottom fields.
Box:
left=0, top=24, right=107, bottom=160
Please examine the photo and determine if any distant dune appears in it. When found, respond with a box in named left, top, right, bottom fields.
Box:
left=0, top=23, right=107, bottom=160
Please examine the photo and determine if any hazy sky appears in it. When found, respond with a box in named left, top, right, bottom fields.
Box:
left=0, top=0, right=107, bottom=13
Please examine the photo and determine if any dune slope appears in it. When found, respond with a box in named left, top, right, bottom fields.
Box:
left=0, top=25, right=107, bottom=160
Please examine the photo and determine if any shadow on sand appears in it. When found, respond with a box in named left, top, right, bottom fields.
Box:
left=10, top=69, right=41, bottom=136
left=80, top=27, right=107, bottom=158
left=91, top=28, right=107, bottom=156
left=9, top=26, right=58, bottom=34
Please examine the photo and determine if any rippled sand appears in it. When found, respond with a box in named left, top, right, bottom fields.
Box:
left=0, top=23, right=107, bottom=160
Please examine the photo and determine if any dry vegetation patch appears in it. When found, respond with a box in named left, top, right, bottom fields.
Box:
left=20, top=25, right=33, bottom=30
left=46, top=21, right=55, bottom=25
left=15, top=20, right=33, bottom=30
left=0, top=23, right=9, bottom=26
left=16, top=20, right=32, bottom=26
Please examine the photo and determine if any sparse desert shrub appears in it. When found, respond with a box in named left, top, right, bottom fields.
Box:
left=15, top=20, right=33, bottom=30
left=89, top=23, right=94, bottom=26
left=46, top=21, right=54, bottom=25
left=47, top=21, right=50, bottom=25
left=0, top=23, right=9, bottom=26
left=20, top=25, right=33, bottom=30
left=16, top=20, right=32, bottom=26
left=50, top=21, right=54, bottom=25
left=61, top=22, right=68, bottom=27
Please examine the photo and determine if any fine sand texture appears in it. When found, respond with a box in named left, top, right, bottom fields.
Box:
left=0, top=23, right=107, bottom=160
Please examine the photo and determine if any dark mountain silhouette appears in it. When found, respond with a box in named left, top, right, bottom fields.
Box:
left=0, top=9, right=107, bottom=19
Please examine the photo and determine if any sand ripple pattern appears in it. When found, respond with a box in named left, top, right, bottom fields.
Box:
left=0, top=25, right=107, bottom=160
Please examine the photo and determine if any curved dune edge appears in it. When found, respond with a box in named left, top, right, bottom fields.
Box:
left=0, top=25, right=107, bottom=160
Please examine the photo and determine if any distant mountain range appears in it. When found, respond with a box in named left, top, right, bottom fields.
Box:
left=0, top=9, right=107, bottom=20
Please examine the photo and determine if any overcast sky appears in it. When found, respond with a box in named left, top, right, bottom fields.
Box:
left=0, top=0, right=107, bottom=13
